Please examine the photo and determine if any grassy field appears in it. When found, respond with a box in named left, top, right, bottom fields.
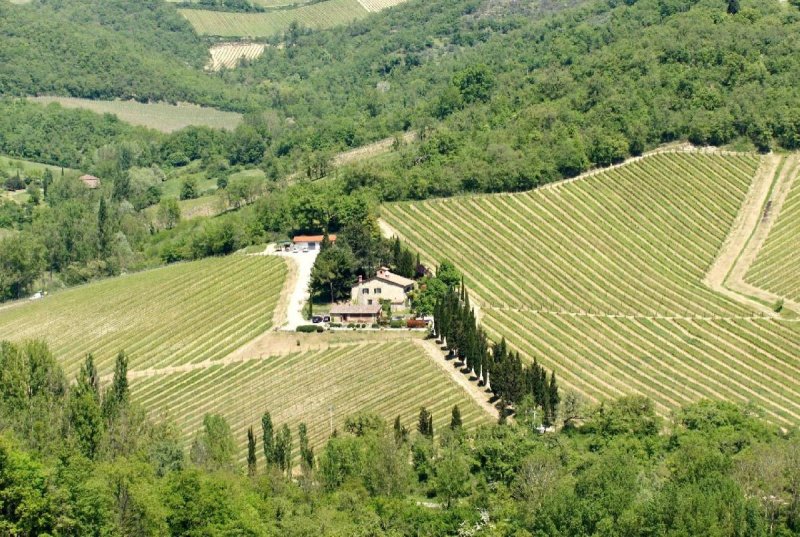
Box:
left=0, top=255, right=287, bottom=377
left=0, top=155, right=77, bottom=177
left=746, top=164, right=800, bottom=302
left=179, top=0, right=368, bottom=38
left=382, top=152, right=800, bottom=426
left=29, top=97, right=242, bottom=133
left=130, top=340, right=491, bottom=460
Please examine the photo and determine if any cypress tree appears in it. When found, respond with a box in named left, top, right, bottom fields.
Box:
left=299, top=423, right=313, bottom=471
left=247, top=426, right=257, bottom=476
left=275, top=424, right=292, bottom=475
left=102, top=350, right=129, bottom=421
left=450, top=405, right=462, bottom=430
left=428, top=414, right=434, bottom=440
left=418, top=407, right=431, bottom=437
left=498, top=398, right=507, bottom=425
left=97, top=196, right=111, bottom=258
left=727, top=0, right=739, bottom=14
left=261, top=412, right=274, bottom=466
left=542, top=395, right=552, bottom=427
left=392, top=237, right=402, bottom=266
left=42, top=169, right=53, bottom=200
left=69, top=354, right=103, bottom=459
left=394, top=415, right=403, bottom=445
left=548, top=372, right=560, bottom=422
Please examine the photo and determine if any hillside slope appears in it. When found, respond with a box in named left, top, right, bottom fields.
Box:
left=382, top=151, right=800, bottom=425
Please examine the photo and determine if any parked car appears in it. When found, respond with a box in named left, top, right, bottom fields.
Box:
left=302, top=246, right=309, bottom=253
left=323, top=315, right=331, bottom=323
left=312, top=316, right=323, bottom=324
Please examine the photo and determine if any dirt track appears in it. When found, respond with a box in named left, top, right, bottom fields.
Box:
left=414, top=339, right=499, bottom=419
left=703, top=154, right=800, bottom=315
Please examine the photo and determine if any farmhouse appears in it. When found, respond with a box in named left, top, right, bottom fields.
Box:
left=351, top=266, right=415, bottom=310
left=79, top=174, right=101, bottom=189
left=292, top=234, right=336, bottom=251
left=330, top=303, right=382, bottom=324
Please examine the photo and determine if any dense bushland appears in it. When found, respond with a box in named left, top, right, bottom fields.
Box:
left=2, top=338, right=800, bottom=536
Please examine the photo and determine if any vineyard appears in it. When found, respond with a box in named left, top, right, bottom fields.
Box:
left=130, top=340, right=491, bottom=459
left=28, top=97, right=242, bottom=133
left=382, top=152, right=800, bottom=425
left=0, top=255, right=287, bottom=377
left=355, top=0, right=408, bottom=12
left=746, top=160, right=800, bottom=302
left=179, top=0, right=368, bottom=38
left=207, top=42, right=267, bottom=71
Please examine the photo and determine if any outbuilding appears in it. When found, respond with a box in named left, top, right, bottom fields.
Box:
left=292, top=234, right=336, bottom=251
left=79, top=174, right=101, bottom=189
left=329, top=303, right=382, bottom=325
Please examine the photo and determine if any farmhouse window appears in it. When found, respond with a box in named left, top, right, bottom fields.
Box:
left=368, top=299, right=373, bottom=305
left=374, top=288, right=382, bottom=294
left=362, top=288, right=370, bottom=295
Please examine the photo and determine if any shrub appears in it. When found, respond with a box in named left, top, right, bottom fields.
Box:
left=296, top=325, right=321, bottom=333
left=371, top=323, right=380, bottom=329
left=347, top=323, right=356, bottom=329
left=774, top=299, right=784, bottom=313
left=389, top=320, right=404, bottom=329
left=329, top=322, right=342, bottom=328
left=407, top=319, right=428, bottom=329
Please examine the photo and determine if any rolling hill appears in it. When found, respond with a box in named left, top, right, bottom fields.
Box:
left=131, top=339, right=491, bottom=459
left=0, top=255, right=287, bottom=377
left=382, top=151, right=800, bottom=425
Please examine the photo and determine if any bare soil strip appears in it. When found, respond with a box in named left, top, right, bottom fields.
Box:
left=413, top=339, right=499, bottom=419
left=703, top=154, right=783, bottom=315
left=101, top=331, right=426, bottom=384
left=724, top=155, right=800, bottom=314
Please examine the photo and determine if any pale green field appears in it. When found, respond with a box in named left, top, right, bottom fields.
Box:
left=383, top=152, right=800, bottom=426
left=179, top=0, right=368, bottom=38
left=131, top=340, right=491, bottom=460
left=746, top=161, right=800, bottom=302
left=29, top=97, right=242, bottom=133
left=0, top=155, right=77, bottom=177
left=0, top=255, right=287, bottom=377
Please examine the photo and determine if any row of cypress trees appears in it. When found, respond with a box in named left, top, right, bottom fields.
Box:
left=433, top=282, right=560, bottom=425
left=248, top=412, right=314, bottom=477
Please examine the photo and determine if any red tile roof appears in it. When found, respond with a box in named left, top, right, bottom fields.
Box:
left=292, top=234, right=337, bottom=243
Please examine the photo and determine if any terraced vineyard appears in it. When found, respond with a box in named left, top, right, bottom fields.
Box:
left=180, top=0, right=368, bottom=38
left=382, top=152, right=800, bottom=425
left=746, top=163, right=800, bottom=302
left=130, top=340, right=491, bottom=459
left=0, top=255, right=287, bottom=377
